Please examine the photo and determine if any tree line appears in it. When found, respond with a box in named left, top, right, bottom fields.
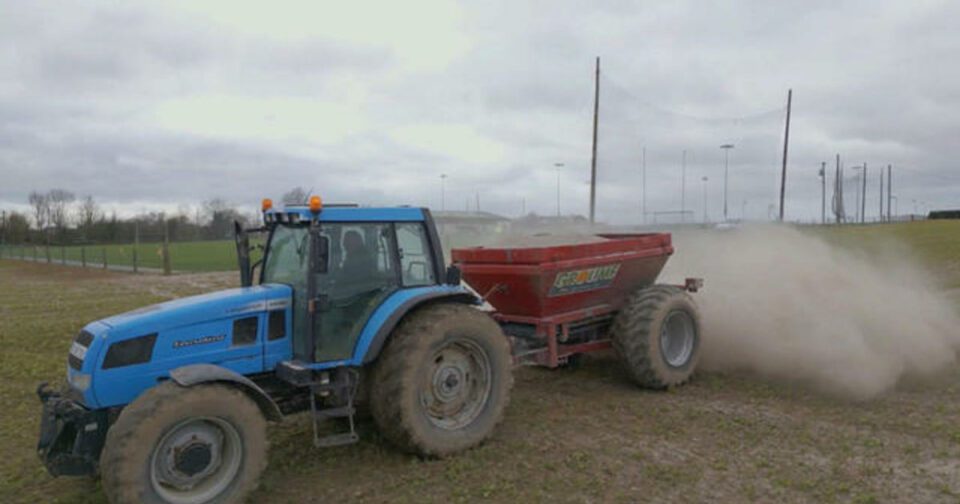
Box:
left=0, top=187, right=310, bottom=246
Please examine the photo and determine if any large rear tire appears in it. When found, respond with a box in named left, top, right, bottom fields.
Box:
left=100, top=382, right=267, bottom=504
left=369, top=303, right=513, bottom=457
left=611, top=285, right=701, bottom=388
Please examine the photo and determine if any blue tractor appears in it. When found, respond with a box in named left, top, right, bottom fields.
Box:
left=38, top=197, right=514, bottom=503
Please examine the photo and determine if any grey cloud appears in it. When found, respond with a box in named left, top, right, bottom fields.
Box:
left=1, top=0, right=959, bottom=224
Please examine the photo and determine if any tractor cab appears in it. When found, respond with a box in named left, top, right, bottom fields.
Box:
left=235, top=197, right=453, bottom=371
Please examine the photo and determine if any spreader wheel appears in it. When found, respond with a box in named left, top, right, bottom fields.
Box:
left=611, top=285, right=701, bottom=388
left=369, top=303, right=513, bottom=457
left=100, top=382, right=267, bottom=504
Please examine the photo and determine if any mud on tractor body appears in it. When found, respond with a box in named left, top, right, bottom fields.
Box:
left=37, top=197, right=702, bottom=503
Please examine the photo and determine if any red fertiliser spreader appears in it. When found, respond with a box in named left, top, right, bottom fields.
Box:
left=452, top=233, right=704, bottom=388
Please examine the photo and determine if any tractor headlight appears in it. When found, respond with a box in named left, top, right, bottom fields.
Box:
left=70, top=372, right=91, bottom=392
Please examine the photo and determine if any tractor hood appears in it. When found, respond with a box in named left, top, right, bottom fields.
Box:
left=70, top=283, right=294, bottom=409
left=98, top=284, right=292, bottom=336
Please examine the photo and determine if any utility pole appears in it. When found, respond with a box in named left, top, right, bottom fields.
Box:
left=862, top=163, right=867, bottom=223
left=819, top=162, right=826, bottom=224
left=680, top=149, right=687, bottom=223
left=641, top=146, right=647, bottom=224
left=589, top=56, right=600, bottom=224
left=720, top=144, right=735, bottom=222
left=833, top=154, right=843, bottom=224
left=475, top=191, right=480, bottom=212
left=887, top=165, right=892, bottom=223
left=778, top=89, right=792, bottom=221
left=554, top=162, right=565, bottom=217
left=879, top=165, right=884, bottom=222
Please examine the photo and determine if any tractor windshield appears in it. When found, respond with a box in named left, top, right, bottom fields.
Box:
left=262, top=224, right=310, bottom=287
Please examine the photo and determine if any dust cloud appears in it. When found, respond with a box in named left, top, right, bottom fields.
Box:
left=662, top=225, right=960, bottom=399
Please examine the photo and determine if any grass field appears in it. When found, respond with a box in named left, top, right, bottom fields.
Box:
left=1, top=220, right=959, bottom=503
left=813, top=220, right=960, bottom=288
left=0, top=239, right=251, bottom=272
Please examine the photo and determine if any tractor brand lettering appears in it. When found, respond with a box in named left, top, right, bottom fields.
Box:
left=226, top=301, right=267, bottom=314
left=548, top=264, right=621, bottom=296
left=267, top=298, right=291, bottom=310
left=173, top=334, right=225, bottom=349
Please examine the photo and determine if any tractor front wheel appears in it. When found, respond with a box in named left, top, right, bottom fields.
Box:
left=100, top=382, right=267, bottom=504
left=369, top=303, right=513, bottom=457
left=611, top=285, right=701, bottom=388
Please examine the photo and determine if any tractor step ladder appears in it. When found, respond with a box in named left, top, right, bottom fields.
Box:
left=308, top=369, right=360, bottom=448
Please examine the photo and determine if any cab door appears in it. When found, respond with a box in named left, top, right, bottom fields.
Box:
left=312, top=223, right=400, bottom=362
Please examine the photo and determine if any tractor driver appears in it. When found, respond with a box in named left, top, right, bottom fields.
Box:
left=341, top=229, right=376, bottom=281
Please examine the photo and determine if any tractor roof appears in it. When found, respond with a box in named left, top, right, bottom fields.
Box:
left=264, top=205, right=427, bottom=224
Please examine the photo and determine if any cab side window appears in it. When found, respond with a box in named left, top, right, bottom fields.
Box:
left=396, top=223, right=436, bottom=286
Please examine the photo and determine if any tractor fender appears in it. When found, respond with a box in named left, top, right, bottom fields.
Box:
left=360, top=290, right=478, bottom=365
left=169, top=364, right=283, bottom=421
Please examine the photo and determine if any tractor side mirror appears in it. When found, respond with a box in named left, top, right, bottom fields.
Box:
left=445, top=265, right=462, bottom=285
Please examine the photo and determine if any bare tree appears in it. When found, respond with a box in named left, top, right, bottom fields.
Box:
left=77, top=195, right=101, bottom=232
left=28, top=190, right=49, bottom=231
left=48, top=189, right=76, bottom=236
left=2, top=211, right=30, bottom=243
left=203, top=198, right=243, bottom=239
left=282, top=187, right=308, bottom=205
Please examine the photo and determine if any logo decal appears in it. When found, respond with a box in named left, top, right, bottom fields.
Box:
left=549, top=264, right=621, bottom=296
left=173, top=334, right=226, bottom=349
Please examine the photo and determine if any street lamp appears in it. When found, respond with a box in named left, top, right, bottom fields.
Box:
left=440, top=174, right=447, bottom=211
left=554, top=163, right=565, bottom=217
left=701, top=176, right=709, bottom=223
left=720, top=144, right=735, bottom=222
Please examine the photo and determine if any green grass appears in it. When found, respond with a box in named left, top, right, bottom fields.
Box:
left=811, top=220, right=960, bottom=287
left=0, top=239, right=252, bottom=272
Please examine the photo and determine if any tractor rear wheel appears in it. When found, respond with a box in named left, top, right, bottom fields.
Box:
left=611, top=285, right=701, bottom=388
left=100, top=382, right=267, bottom=504
left=369, top=303, right=513, bottom=457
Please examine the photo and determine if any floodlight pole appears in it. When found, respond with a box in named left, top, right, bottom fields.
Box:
left=701, top=176, right=709, bottom=223
left=440, top=174, right=447, bottom=211
left=720, top=144, right=734, bottom=222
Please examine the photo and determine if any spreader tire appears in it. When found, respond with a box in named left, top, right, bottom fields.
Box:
left=369, top=303, right=513, bottom=457
left=611, top=285, right=701, bottom=389
left=100, top=382, right=267, bottom=504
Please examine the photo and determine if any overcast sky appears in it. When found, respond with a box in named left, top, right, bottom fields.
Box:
left=2, top=0, right=958, bottom=224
